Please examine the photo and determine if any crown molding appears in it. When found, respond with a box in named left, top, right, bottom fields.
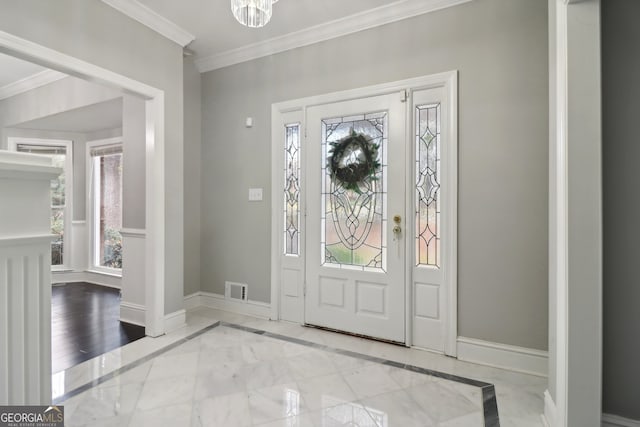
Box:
left=195, top=0, right=474, bottom=72
left=0, top=69, right=67, bottom=101
left=101, top=0, right=195, bottom=47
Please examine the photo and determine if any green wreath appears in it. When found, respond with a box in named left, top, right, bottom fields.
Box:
left=327, top=130, right=381, bottom=193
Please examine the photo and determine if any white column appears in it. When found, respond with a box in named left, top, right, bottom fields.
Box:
left=546, top=1, right=602, bottom=426
left=0, top=150, right=60, bottom=405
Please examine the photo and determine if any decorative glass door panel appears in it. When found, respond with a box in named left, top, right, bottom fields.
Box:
left=321, top=112, right=387, bottom=272
left=415, top=103, right=441, bottom=268
left=411, top=86, right=450, bottom=352
left=305, top=93, right=406, bottom=343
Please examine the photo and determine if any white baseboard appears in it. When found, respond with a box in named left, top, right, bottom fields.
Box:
left=164, top=309, right=186, bottom=333
left=602, top=414, right=640, bottom=427
left=457, top=337, right=548, bottom=377
left=542, top=390, right=557, bottom=427
left=183, top=292, right=201, bottom=310
left=53, top=270, right=122, bottom=289
left=197, top=291, right=271, bottom=319
left=120, top=301, right=146, bottom=327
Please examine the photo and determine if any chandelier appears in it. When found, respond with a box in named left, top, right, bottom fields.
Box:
left=231, top=0, right=279, bottom=28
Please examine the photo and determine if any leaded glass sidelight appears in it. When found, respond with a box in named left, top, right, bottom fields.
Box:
left=415, top=103, right=441, bottom=268
left=321, top=112, right=388, bottom=272
left=284, top=123, right=301, bottom=255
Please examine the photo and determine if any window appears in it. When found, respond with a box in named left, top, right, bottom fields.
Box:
left=10, top=139, right=73, bottom=269
left=88, top=141, right=123, bottom=271
left=415, top=103, right=441, bottom=268
left=284, top=123, right=301, bottom=256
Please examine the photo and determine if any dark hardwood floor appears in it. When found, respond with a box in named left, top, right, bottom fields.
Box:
left=51, top=282, right=146, bottom=373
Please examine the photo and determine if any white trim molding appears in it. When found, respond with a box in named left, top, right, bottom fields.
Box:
left=120, top=301, right=146, bottom=327
left=198, top=291, right=271, bottom=319
left=52, top=270, right=122, bottom=289
left=0, top=69, right=67, bottom=100
left=164, top=309, right=186, bottom=333
left=602, top=414, right=640, bottom=427
left=120, top=228, right=146, bottom=237
left=100, top=0, right=195, bottom=47
left=195, top=0, right=474, bottom=72
left=457, top=337, right=549, bottom=377
left=183, top=292, right=201, bottom=311
left=543, top=390, right=558, bottom=427
left=0, top=235, right=55, bottom=248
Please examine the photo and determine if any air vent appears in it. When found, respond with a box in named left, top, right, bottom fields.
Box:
left=225, top=281, right=248, bottom=302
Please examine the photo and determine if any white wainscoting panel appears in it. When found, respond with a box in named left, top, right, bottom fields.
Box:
left=457, top=337, right=548, bottom=377
left=0, top=150, right=59, bottom=405
left=120, top=228, right=145, bottom=326
left=0, top=236, right=53, bottom=405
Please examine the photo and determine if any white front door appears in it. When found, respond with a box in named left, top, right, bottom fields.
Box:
left=274, top=73, right=457, bottom=353
left=305, top=92, right=407, bottom=343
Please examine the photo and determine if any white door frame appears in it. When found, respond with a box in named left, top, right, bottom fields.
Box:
left=271, top=72, right=458, bottom=354
left=0, top=30, right=166, bottom=337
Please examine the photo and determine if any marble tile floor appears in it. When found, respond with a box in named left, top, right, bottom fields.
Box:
left=55, top=307, right=546, bottom=426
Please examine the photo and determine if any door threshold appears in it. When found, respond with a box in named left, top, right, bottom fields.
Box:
left=303, top=323, right=406, bottom=347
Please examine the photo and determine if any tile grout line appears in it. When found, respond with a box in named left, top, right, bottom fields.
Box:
left=53, top=321, right=222, bottom=404
left=55, top=319, right=501, bottom=426
left=221, top=321, right=500, bottom=426
left=482, top=384, right=500, bottom=427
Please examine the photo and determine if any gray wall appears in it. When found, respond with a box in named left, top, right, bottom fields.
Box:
left=602, top=0, right=640, bottom=421
left=201, top=0, right=549, bottom=349
left=184, top=58, right=202, bottom=297
left=122, top=95, right=146, bottom=230
left=0, top=0, right=185, bottom=315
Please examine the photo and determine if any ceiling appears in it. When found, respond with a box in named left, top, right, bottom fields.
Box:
left=0, top=0, right=465, bottom=88
left=135, top=0, right=392, bottom=58
left=0, top=53, right=48, bottom=87
left=12, top=98, right=123, bottom=134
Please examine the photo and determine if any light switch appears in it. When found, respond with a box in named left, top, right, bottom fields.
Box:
left=248, top=188, right=263, bottom=201
left=245, top=117, right=253, bottom=128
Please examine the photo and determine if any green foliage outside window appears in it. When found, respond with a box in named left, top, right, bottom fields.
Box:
left=103, top=228, right=122, bottom=269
